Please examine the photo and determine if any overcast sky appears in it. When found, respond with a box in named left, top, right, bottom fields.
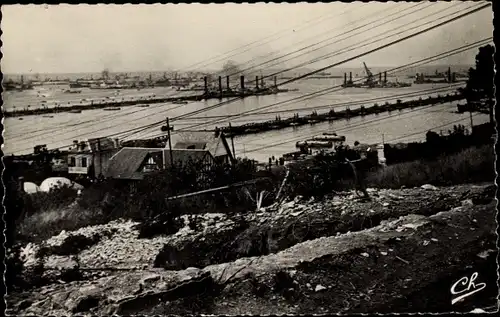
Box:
left=1, top=2, right=493, bottom=74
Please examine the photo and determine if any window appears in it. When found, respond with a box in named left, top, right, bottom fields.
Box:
left=69, top=157, right=76, bottom=167
left=81, top=157, right=87, bottom=168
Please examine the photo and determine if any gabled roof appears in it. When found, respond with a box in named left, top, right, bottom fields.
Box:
left=163, top=149, right=212, bottom=169
left=173, top=142, right=207, bottom=150
left=104, top=147, right=163, bottom=180
left=173, top=131, right=234, bottom=161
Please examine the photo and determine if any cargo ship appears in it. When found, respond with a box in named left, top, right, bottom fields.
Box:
left=342, top=63, right=412, bottom=88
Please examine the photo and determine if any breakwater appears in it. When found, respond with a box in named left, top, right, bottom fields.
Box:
left=220, top=93, right=464, bottom=138
left=3, top=88, right=290, bottom=118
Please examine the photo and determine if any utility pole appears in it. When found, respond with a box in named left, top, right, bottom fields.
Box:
left=97, top=138, right=102, bottom=179
left=166, top=117, right=174, bottom=168
left=228, top=122, right=236, bottom=163
left=469, top=110, right=474, bottom=132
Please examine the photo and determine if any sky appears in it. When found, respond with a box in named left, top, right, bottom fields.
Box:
left=1, top=2, right=494, bottom=74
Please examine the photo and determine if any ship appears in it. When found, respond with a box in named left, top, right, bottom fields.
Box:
left=342, top=63, right=412, bottom=88
left=63, top=89, right=82, bottom=94
left=69, top=81, right=91, bottom=88
left=172, top=99, right=188, bottom=104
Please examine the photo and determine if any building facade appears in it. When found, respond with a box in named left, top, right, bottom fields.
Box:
left=67, top=137, right=120, bottom=179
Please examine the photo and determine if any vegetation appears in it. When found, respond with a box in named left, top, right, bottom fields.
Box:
left=458, top=44, right=495, bottom=122
left=367, top=144, right=495, bottom=189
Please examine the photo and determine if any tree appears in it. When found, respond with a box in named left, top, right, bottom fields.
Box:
left=460, top=44, right=494, bottom=123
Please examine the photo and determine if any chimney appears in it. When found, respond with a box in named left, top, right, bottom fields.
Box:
left=226, top=76, right=230, bottom=90
left=448, top=67, right=452, bottom=83
left=218, top=76, right=222, bottom=98
left=204, top=76, right=208, bottom=94
left=256, top=76, right=259, bottom=90
left=240, top=75, right=245, bottom=92
left=384, top=71, right=387, bottom=84
left=344, top=73, right=347, bottom=85
left=260, top=76, right=264, bottom=87
left=379, top=73, right=382, bottom=83
left=274, top=76, right=277, bottom=88
left=349, top=72, right=352, bottom=83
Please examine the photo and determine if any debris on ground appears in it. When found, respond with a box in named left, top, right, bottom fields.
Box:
left=7, top=184, right=497, bottom=315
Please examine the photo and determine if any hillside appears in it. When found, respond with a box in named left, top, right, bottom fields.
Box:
left=6, top=182, right=497, bottom=315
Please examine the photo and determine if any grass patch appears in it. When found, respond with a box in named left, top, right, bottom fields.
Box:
left=367, top=144, right=495, bottom=189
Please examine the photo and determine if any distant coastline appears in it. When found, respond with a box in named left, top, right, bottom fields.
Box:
left=3, top=64, right=473, bottom=81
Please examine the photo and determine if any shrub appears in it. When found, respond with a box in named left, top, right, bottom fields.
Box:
left=367, top=145, right=494, bottom=188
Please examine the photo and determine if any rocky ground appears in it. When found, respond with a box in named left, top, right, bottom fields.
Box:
left=6, top=183, right=498, bottom=315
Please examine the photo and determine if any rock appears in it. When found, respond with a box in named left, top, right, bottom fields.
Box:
left=461, top=199, right=474, bottom=207
left=315, top=284, right=327, bottom=292
left=284, top=201, right=296, bottom=209
left=16, top=299, right=33, bottom=310
left=421, top=184, right=438, bottom=191
left=68, top=294, right=101, bottom=313
left=141, top=273, right=160, bottom=285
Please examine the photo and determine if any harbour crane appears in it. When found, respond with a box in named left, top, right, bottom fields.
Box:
left=363, top=62, right=374, bottom=86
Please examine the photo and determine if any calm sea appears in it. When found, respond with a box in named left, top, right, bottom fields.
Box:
left=3, top=75, right=488, bottom=162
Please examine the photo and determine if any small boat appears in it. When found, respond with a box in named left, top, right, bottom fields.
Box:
left=312, top=135, right=346, bottom=142
left=172, top=99, right=188, bottom=104
left=69, top=110, right=82, bottom=114
left=137, top=104, right=150, bottom=108
left=103, top=107, right=121, bottom=111
left=18, top=118, right=24, bottom=120
left=296, top=140, right=333, bottom=149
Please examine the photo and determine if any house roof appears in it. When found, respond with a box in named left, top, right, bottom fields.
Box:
left=173, top=131, right=233, bottom=160
left=69, top=137, right=118, bottom=154
left=88, top=137, right=117, bottom=152
left=173, top=141, right=207, bottom=150
left=104, top=147, right=163, bottom=180
left=163, top=149, right=211, bottom=169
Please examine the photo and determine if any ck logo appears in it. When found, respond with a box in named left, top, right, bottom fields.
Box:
left=450, top=272, right=486, bottom=305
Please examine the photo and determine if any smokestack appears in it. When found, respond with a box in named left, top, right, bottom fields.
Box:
left=218, top=76, right=222, bottom=98
left=349, top=72, right=352, bottom=83
left=384, top=71, right=387, bottom=84
left=379, top=73, right=382, bottom=83
left=226, top=76, right=230, bottom=90
left=260, top=76, right=264, bottom=88
left=240, top=75, right=245, bottom=92
left=344, top=73, right=347, bottom=86
left=274, top=76, right=277, bottom=88
left=256, top=76, right=259, bottom=90
left=204, top=76, right=208, bottom=94
left=448, top=67, right=452, bottom=83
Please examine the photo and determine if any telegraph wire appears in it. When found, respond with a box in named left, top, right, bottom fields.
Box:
left=173, top=37, right=490, bottom=132
left=8, top=4, right=491, bottom=154
left=163, top=3, right=490, bottom=129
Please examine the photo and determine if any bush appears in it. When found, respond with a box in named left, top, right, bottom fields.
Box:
left=367, top=145, right=495, bottom=189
